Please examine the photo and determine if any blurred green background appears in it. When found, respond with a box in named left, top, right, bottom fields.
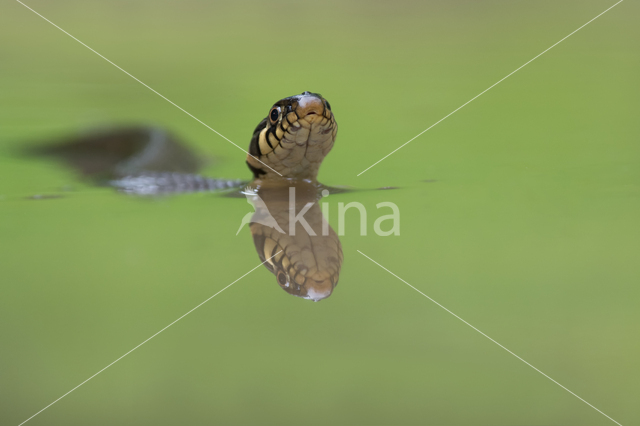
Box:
left=1, top=0, right=638, bottom=425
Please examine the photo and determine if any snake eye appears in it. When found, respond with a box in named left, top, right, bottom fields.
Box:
left=277, top=271, right=288, bottom=286
left=269, top=107, right=281, bottom=123
left=325, top=101, right=331, bottom=111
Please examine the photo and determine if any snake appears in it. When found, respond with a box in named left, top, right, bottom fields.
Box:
left=30, top=91, right=343, bottom=301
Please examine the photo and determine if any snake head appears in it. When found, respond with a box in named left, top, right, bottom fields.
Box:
left=246, top=91, right=337, bottom=181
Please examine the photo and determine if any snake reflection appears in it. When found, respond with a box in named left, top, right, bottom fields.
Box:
left=242, top=181, right=342, bottom=301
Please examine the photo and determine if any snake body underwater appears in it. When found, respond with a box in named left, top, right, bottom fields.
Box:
left=32, top=91, right=343, bottom=301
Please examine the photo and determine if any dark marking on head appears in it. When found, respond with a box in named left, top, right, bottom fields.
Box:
left=249, top=118, right=268, bottom=157
left=246, top=160, right=266, bottom=179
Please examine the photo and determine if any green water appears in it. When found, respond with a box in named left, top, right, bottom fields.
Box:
left=1, top=1, right=638, bottom=425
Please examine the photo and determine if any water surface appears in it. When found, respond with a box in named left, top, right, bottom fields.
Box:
left=1, top=1, right=638, bottom=425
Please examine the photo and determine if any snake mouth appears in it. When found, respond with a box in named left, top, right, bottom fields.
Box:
left=295, top=95, right=325, bottom=122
